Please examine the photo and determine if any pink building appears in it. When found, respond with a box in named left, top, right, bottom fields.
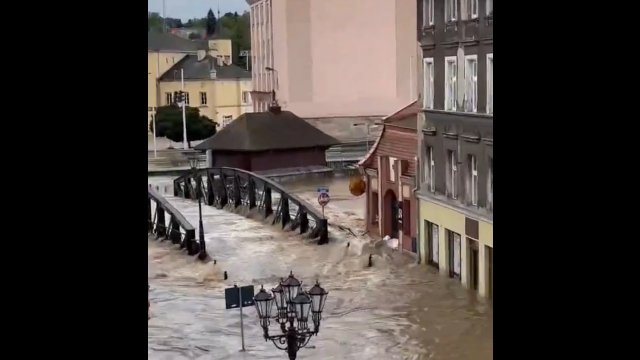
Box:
left=247, top=0, right=418, bottom=141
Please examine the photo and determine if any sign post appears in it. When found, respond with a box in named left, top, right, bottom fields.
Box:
left=225, top=284, right=255, bottom=352
left=317, top=187, right=330, bottom=218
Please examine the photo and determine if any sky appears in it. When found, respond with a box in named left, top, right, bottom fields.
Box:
left=148, top=0, right=249, bottom=20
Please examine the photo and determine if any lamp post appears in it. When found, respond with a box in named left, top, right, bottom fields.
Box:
left=187, top=154, right=207, bottom=260
left=265, top=66, right=279, bottom=107
left=253, top=272, right=328, bottom=360
left=148, top=72, right=157, bottom=158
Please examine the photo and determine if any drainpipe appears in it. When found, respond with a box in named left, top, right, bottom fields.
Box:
left=413, top=156, right=421, bottom=264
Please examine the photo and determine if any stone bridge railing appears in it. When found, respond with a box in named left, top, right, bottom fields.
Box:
left=148, top=186, right=205, bottom=257
left=173, top=167, right=329, bottom=244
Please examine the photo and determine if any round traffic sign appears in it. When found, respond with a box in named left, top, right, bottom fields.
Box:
left=318, top=192, right=330, bottom=207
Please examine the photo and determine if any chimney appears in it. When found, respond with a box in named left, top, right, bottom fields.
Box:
left=197, top=49, right=206, bottom=61
left=268, top=89, right=281, bottom=114
left=208, top=57, right=217, bottom=79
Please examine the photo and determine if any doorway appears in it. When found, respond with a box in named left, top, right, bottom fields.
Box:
left=383, top=190, right=399, bottom=238
left=468, top=238, right=479, bottom=291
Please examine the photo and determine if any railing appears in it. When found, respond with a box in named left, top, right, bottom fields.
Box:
left=173, top=167, right=329, bottom=244
left=148, top=186, right=202, bottom=256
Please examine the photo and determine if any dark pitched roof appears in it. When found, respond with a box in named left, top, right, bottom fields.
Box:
left=195, top=110, right=340, bottom=152
left=158, top=55, right=251, bottom=81
left=148, top=32, right=203, bottom=52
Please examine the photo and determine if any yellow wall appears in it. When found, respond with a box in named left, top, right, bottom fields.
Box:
left=157, top=78, right=252, bottom=128
left=214, top=79, right=253, bottom=126
left=207, top=39, right=233, bottom=64
left=418, top=198, right=493, bottom=298
left=158, top=80, right=217, bottom=120
left=148, top=51, right=188, bottom=124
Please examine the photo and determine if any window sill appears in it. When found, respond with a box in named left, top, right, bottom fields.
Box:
left=199, top=105, right=208, bottom=108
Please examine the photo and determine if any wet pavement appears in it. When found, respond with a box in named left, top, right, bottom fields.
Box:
left=148, top=176, right=492, bottom=360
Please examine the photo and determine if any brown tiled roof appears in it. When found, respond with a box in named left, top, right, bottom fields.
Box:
left=359, top=101, right=418, bottom=176
left=194, top=109, right=340, bottom=152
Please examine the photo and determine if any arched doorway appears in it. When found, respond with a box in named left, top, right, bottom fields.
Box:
left=383, top=189, right=399, bottom=239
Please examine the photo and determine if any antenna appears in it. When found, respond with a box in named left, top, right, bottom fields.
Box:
left=217, top=0, right=221, bottom=19
left=162, top=0, right=166, bottom=33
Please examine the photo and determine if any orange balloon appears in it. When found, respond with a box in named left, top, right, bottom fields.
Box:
left=349, top=176, right=366, bottom=196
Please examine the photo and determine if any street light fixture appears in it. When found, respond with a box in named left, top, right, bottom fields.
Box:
left=187, top=153, right=207, bottom=260
left=253, top=272, right=329, bottom=360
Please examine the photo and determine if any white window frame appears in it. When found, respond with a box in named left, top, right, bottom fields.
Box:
left=486, top=53, right=493, bottom=114
left=200, top=91, right=207, bottom=106
left=449, top=150, right=457, bottom=199
left=468, top=0, right=478, bottom=19
left=389, top=157, right=397, bottom=183
left=423, top=0, right=434, bottom=27
left=428, top=146, right=435, bottom=192
left=470, top=155, right=478, bottom=205
left=486, top=0, right=493, bottom=16
left=165, top=92, right=172, bottom=105
left=445, top=0, right=458, bottom=22
left=464, top=54, right=478, bottom=112
left=445, top=56, right=458, bottom=111
left=222, top=115, right=233, bottom=127
left=423, top=58, right=434, bottom=110
left=184, top=92, right=190, bottom=106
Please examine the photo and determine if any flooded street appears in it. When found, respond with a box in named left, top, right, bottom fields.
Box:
left=148, top=176, right=492, bottom=360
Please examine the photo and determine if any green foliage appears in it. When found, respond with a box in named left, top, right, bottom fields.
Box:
left=206, top=9, right=217, bottom=36
left=150, top=105, right=217, bottom=147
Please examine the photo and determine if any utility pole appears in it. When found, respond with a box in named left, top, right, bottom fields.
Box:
left=181, top=68, right=188, bottom=150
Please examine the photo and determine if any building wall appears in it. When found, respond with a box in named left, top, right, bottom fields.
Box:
left=214, top=79, right=253, bottom=126
left=214, top=148, right=327, bottom=172
left=247, top=0, right=417, bottom=117
left=158, top=80, right=217, bottom=120
left=207, top=39, right=234, bottom=64
left=148, top=51, right=189, bottom=124
left=418, top=199, right=492, bottom=297
left=250, top=148, right=327, bottom=172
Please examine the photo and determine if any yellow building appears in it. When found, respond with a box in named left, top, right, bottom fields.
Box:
left=148, top=33, right=249, bottom=129
left=158, top=53, right=252, bottom=127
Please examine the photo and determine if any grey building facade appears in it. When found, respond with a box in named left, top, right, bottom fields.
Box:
left=416, top=0, right=493, bottom=299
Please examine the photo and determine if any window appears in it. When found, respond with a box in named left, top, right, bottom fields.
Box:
left=423, top=58, right=434, bottom=110
left=222, top=115, right=233, bottom=127
left=464, top=55, right=478, bottom=112
left=468, top=0, right=478, bottom=19
left=184, top=92, right=190, bottom=105
left=402, top=199, right=411, bottom=236
left=389, top=157, right=397, bottom=182
left=165, top=92, right=172, bottom=105
left=426, top=146, right=435, bottom=192
left=486, top=0, right=493, bottom=16
left=469, top=155, right=478, bottom=205
left=423, top=0, right=434, bottom=27
left=487, top=54, right=493, bottom=114
left=447, top=230, right=461, bottom=280
left=200, top=92, right=207, bottom=106
left=447, top=150, right=458, bottom=199
left=426, top=221, right=439, bottom=267
left=445, top=0, right=457, bottom=22
left=445, top=57, right=458, bottom=111
left=488, top=157, right=493, bottom=210
left=242, top=91, right=250, bottom=104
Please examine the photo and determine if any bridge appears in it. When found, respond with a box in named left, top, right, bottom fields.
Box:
left=148, top=167, right=329, bottom=258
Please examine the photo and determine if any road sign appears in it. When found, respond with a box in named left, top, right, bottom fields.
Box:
left=225, top=285, right=255, bottom=309
left=225, top=284, right=255, bottom=352
left=317, top=187, right=330, bottom=218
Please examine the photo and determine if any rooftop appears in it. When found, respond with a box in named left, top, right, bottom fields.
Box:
left=148, top=32, right=203, bottom=52
left=159, top=55, right=251, bottom=81
left=195, top=109, right=340, bottom=152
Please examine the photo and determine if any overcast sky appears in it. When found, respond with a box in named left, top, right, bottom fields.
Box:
left=148, top=0, right=249, bottom=20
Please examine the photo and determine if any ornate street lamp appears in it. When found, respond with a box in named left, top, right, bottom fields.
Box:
left=187, top=154, right=207, bottom=260
left=253, top=272, right=329, bottom=360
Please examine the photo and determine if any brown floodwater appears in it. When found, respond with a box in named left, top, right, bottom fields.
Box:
left=147, top=176, right=492, bottom=360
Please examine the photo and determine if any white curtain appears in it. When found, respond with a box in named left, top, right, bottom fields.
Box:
left=432, top=224, right=439, bottom=262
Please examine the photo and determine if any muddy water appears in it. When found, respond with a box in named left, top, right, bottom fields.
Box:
left=148, top=176, right=492, bottom=360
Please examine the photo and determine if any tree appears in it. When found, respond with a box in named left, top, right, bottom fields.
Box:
left=150, top=105, right=217, bottom=148
left=206, top=9, right=217, bottom=36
